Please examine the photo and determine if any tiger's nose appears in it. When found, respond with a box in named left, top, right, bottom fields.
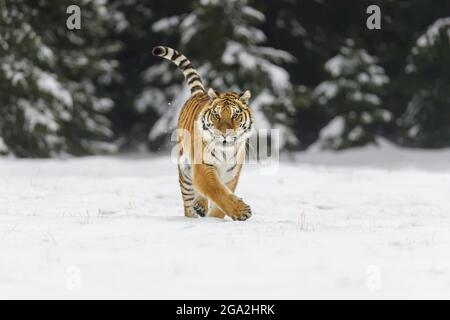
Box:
left=222, top=134, right=235, bottom=144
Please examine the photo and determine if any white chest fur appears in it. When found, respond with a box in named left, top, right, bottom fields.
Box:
left=205, top=142, right=244, bottom=184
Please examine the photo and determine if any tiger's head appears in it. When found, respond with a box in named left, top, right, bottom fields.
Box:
left=200, top=88, right=254, bottom=147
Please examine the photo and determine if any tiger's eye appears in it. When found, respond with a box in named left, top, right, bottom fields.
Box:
left=212, top=110, right=220, bottom=119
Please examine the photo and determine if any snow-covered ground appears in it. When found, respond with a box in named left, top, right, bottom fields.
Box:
left=1, top=144, right=450, bottom=299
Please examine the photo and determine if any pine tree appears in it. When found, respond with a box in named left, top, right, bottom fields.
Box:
left=312, top=40, right=391, bottom=150
left=146, top=0, right=296, bottom=148
left=0, top=0, right=119, bottom=157
left=105, top=0, right=190, bottom=151
left=399, top=18, right=450, bottom=148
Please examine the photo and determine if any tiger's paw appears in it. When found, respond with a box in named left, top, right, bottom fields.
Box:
left=193, top=197, right=208, bottom=217
left=225, top=195, right=252, bottom=221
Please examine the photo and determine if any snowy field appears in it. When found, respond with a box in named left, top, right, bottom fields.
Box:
left=1, top=144, right=450, bottom=299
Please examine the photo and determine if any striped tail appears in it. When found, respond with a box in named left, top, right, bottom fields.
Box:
left=152, top=46, right=205, bottom=95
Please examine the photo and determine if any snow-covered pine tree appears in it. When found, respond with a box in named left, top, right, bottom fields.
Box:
left=0, top=0, right=120, bottom=157
left=104, top=0, right=191, bottom=151
left=258, top=0, right=343, bottom=150
left=144, top=0, right=296, bottom=148
left=312, top=40, right=391, bottom=150
left=399, top=18, right=450, bottom=148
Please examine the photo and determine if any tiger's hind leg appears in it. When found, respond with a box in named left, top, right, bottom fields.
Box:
left=178, top=165, right=197, bottom=218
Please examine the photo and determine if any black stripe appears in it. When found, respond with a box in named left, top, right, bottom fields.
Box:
left=233, top=148, right=239, bottom=159
left=241, top=112, right=247, bottom=126
left=179, top=58, right=189, bottom=67
left=181, top=63, right=193, bottom=71
left=180, top=172, right=192, bottom=184
left=186, top=72, right=199, bottom=80
left=171, top=50, right=181, bottom=61
left=244, top=112, right=252, bottom=129
left=203, top=162, right=215, bottom=167
left=185, top=71, right=198, bottom=79
left=187, top=76, right=200, bottom=85
left=183, top=196, right=194, bottom=202
left=181, top=190, right=194, bottom=197
left=227, top=164, right=237, bottom=172
left=191, top=85, right=204, bottom=93
left=181, top=169, right=192, bottom=179
left=211, top=150, right=219, bottom=161
left=181, top=187, right=193, bottom=194
left=180, top=183, right=193, bottom=193
left=202, top=120, right=208, bottom=130
left=179, top=178, right=192, bottom=188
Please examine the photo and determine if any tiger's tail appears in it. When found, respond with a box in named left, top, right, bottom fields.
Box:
left=152, top=46, right=205, bottom=95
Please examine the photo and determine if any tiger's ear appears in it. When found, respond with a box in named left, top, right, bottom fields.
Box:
left=239, top=90, right=251, bottom=104
left=207, top=88, right=219, bottom=101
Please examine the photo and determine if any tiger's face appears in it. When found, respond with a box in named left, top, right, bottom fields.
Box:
left=200, top=88, right=254, bottom=147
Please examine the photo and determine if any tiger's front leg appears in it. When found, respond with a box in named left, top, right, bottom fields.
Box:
left=208, top=165, right=242, bottom=219
left=192, top=163, right=251, bottom=221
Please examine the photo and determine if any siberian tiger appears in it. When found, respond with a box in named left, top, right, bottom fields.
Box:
left=152, top=46, right=254, bottom=221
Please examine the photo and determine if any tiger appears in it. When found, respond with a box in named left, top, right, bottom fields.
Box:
left=152, top=46, right=254, bottom=221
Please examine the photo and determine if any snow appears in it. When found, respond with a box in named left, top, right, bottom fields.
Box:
left=290, top=20, right=307, bottom=37
left=222, top=42, right=292, bottom=94
left=257, top=46, right=295, bottom=63
left=325, top=55, right=348, bottom=77
left=1, top=145, right=450, bottom=299
left=135, top=89, right=167, bottom=113
left=36, top=71, right=73, bottom=108
left=325, top=48, right=389, bottom=87
left=416, top=17, right=450, bottom=48
left=317, top=116, right=345, bottom=142
left=148, top=87, right=190, bottom=141
left=0, top=137, right=7, bottom=153
left=348, top=126, right=363, bottom=141
left=379, top=109, right=393, bottom=122
left=18, top=99, right=59, bottom=132
left=250, top=92, right=274, bottom=136
left=152, top=16, right=180, bottom=32
left=314, top=81, right=338, bottom=99
left=242, top=6, right=265, bottom=22
left=37, top=45, right=54, bottom=63
left=92, top=97, right=114, bottom=113
left=180, top=14, right=198, bottom=45
left=200, top=0, right=220, bottom=5
left=1, top=59, right=27, bottom=85
left=350, top=92, right=381, bottom=105
left=261, top=62, right=290, bottom=92
left=234, top=25, right=266, bottom=43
